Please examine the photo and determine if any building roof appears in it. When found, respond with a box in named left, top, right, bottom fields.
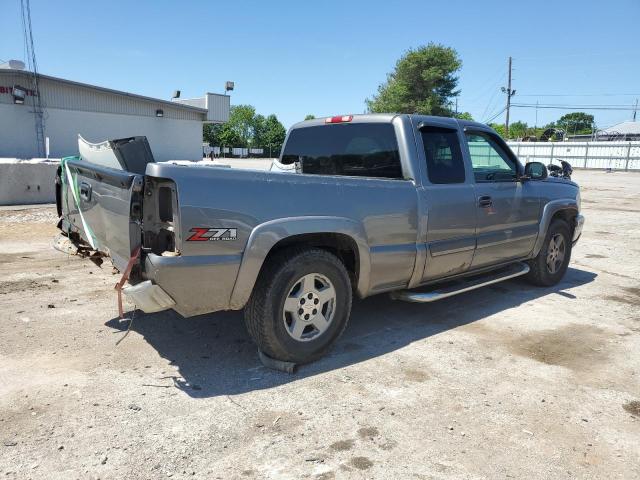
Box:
left=0, top=68, right=207, bottom=113
left=598, top=121, right=640, bottom=135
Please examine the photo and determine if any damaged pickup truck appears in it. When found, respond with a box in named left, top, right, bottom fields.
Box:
left=57, top=115, right=584, bottom=363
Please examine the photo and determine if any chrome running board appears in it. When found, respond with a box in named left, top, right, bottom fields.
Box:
left=390, top=262, right=530, bottom=303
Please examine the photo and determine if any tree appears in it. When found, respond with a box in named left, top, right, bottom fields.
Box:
left=223, top=105, right=257, bottom=147
left=366, top=43, right=462, bottom=116
left=262, top=114, right=287, bottom=157
left=252, top=114, right=267, bottom=147
left=218, top=123, right=242, bottom=148
left=454, top=111, right=474, bottom=121
left=304, top=114, right=315, bottom=120
left=508, top=121, right=529, bottom=139
left=203, top=123, right=222, bottom=145
left=556, top=112, right=594, bottom=135
left=488, top=123, right=506, bottom=138
left=202, top=105, right=286, bottom=155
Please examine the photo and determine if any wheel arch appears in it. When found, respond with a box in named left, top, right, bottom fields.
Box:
left=532, top=199, right=579, bottom=257
left=229, top=217, right=371, bottom=309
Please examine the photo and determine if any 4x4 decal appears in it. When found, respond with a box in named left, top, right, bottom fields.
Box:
left=187, top=227, right=237, bottom=242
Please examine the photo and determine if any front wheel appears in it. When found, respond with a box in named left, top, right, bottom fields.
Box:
left=525, top=219, right=572, bottom=286
left=244, top=247, right=352, bottom=364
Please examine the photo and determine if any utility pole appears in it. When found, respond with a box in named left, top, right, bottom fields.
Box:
left=633, top=98, right=638, bottom=122
left=502, top=56, right=516, bottom=138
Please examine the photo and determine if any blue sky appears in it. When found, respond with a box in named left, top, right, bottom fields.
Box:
left=2, top=0, right=639, bottom=129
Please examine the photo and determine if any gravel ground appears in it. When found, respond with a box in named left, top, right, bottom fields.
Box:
left=0, top=170, right=639, bottom=480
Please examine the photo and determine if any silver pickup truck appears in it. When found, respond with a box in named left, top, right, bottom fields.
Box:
left=57, top=114, right=584, bottom=363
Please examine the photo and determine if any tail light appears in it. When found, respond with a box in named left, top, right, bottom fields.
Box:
left=325, top=115, right=353, bottom=124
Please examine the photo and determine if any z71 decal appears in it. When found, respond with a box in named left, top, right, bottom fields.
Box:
left=187, top=227, right=237, bottom=242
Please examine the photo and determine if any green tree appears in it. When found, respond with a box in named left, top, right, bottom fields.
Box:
left=223, top=105, right=257, bottom=147
left=454, top=111, right=474, bottom=121
left=203, top=123, right=222, bottom=145
left=262, top=114, right=287, bottom=157
left=508, top=121, right=529, bottom=139
left=218, top=123, right=242, bottom=147
left=556, top=112, right=594, bottom=135
left=366, top=43, right=462, bottom=116
left=252, top=114, right=267, bottom=147
left=304, top=114, right=316, bottom=120
left=489, top=123, right=506, bottom=138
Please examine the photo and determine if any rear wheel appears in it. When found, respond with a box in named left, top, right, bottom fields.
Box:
left=526, top=219, right=572, bottom=286
left=244, top=247, right=352, bottom=364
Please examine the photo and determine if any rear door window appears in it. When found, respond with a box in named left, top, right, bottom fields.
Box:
left=420, top=127, right=465, bottom=184
left=281, top=123, right=403, bottom=179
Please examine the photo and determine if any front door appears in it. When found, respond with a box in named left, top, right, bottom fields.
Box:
left=464, top=131, right=540, bottom=269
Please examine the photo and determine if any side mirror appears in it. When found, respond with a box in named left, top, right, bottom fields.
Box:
left=524, top=161, right=548, bottom=180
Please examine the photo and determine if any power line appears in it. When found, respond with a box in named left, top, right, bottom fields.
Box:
left=484, top=106, right=507, bottom=124
left=517, top=93, right=640, bottom=97
left=512, top=103, right=638, bottom=111
left=20, top=0, right=46, bottom=157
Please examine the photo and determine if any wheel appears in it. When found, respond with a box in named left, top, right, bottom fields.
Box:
left=525, top=219, right=572, bottom=286
left=244, top=247, right=352, bottom=364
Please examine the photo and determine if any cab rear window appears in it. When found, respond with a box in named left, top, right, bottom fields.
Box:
left=281, top=123, right=403, bottom=179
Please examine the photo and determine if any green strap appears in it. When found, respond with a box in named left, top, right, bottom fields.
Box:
left=60, top=156, right=97, bottom=249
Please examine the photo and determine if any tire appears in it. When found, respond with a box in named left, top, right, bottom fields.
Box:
left=244, top=247, right=352, bottom=364
left=525, top=219, right=572, bottom=286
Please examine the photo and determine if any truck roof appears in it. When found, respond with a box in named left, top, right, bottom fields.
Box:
left=290, top=113, right=490, bottom=131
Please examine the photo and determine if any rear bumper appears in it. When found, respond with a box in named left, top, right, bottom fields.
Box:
left=122, top=280, right=175, bottom=313
left=572, top=214, right=585, bottom=245
left=141, top=252, right=242, bottom=317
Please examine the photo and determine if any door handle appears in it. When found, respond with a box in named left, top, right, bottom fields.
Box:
left=80, top=181, right=92, bottom=202
left=478, top=195, right=492, bottom=208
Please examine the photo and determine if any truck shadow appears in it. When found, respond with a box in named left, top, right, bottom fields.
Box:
left=105, top=267, right=596, bottom=399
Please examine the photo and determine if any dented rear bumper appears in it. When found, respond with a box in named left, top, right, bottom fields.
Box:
left=122, top=280, right=176, bottom=313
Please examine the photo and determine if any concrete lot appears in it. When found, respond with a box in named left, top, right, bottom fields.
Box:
left=0, top=170, right=639, bottom=479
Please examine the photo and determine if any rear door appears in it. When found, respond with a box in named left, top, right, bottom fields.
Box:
left=61, top=157, right=144, bottom=271
left=464, top=130, right=540, bottom=268
left=416, top=122, right=478, bottom=282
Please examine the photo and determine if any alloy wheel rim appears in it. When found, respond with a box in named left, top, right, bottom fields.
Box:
left=282, top=273, right=336, bottom=342
left=546, top=233, right=566, bottom=274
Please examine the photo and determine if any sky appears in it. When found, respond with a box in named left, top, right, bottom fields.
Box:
left=2, top=0, right=639, bottom=130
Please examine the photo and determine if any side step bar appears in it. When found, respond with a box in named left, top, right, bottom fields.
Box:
left=390, top=262, right=530, bottom=303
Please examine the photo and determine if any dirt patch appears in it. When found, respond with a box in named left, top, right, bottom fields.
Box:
left=329, top=439, right=354, bottom=452
left=0, top=207, right=58, bottom=224
left=623, top=401, right=640, bottom=417
left=0, top=221, right=58, bottom=242
left=349, top=457, right=373, bottom=470
left=623, top=287, right=640, bottom=298
left=315, top=472, right=335, bottom=480
left=506, top=324, right=610, bottom=370
left=403, top=367, right=429, bottom=382
left=605, top=295, right=640, bottom=306
left=0, top=278, right=50, bottom=295
left=357, top=426, right=379, bottom=439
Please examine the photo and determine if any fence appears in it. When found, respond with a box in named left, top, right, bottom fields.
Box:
left=507, top=141, right=640, bottom=171
left=202, top=145, right=280, bottom=159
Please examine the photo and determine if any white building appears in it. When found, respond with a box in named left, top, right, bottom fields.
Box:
left=0, top=61, right=229, bottom=161
left=596, top=121, right=640, bottom=141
